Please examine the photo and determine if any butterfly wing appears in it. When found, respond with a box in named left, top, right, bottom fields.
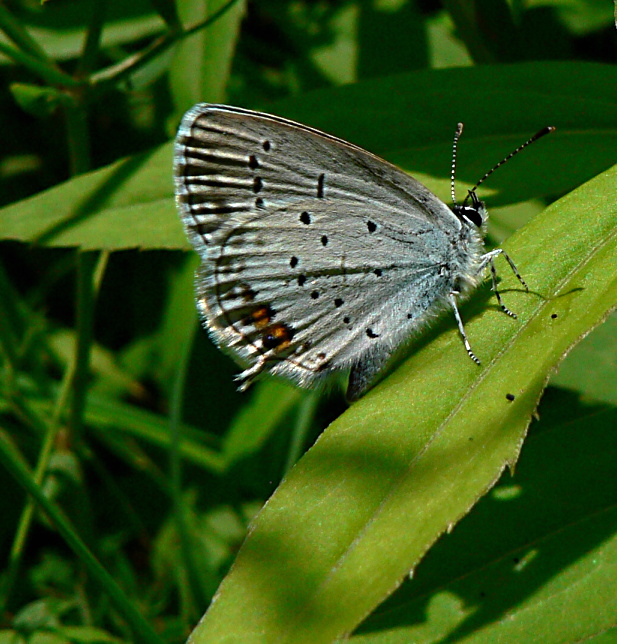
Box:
left=174, top=104, right=477, bottom=397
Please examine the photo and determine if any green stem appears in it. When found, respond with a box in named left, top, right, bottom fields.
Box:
left=0, top=260, right=20, bottom=384
left=69, top=251, right=97, bottom=437
left=1, top=251, right=107, bottom=611
left=0, top=387, right=70, bottom=613
left=0, top=3, right=53, bottom=62
left=90, top=0, right=241, bottom=90
left=0, top=40, right=81, bottom=87
left=169, top=319, right=212, bottom=614
left=64, top=102, right=97, bottom=438
left=78, top=0, right=107, bottom=77
left=65, top=103, right=90, bottom=176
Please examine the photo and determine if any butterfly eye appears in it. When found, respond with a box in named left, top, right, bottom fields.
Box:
left=464, top=205, right=484, bottom=227
left=452, top=204, right=484, bottom=228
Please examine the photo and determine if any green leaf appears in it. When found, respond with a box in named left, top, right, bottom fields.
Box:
left=352, top=402, right=617, bottom=642
left=57, top=625, right=122, bottom=643
left=550, top=311, right=617, bottom=405
left=187, top=162, right=617, bottom=642
left=170, top=0, right=246, bottom=111
left=1, top=61, right=615, bottom=250
left=222, top=380, right=303, bottom=466
left=0, top=142, right=185, bottom=250
left=84, top=393, right=225, bottom=474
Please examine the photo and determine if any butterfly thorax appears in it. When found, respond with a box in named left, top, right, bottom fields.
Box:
left=446, top=200, right=487, bottom=295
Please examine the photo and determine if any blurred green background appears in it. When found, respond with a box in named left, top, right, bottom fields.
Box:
left=0, top=1, right=616, bottom=642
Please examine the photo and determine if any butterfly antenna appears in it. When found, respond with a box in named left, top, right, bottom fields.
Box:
left=463, top=126, right=556, bottom=206
left=451, top=122, right=464, bottom=206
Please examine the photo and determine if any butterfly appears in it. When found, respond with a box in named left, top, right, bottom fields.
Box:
left=174, top=104, right=553, bottom=400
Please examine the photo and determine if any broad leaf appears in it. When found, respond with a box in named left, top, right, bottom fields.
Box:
left=188, top=163, right=617, bottom=641
left=1, top=61, right=616, bottom=250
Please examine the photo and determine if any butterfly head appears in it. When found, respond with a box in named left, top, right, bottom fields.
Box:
left=452, top=189, right=486, bottom=229
left=449, top=123, right=555, bottom=232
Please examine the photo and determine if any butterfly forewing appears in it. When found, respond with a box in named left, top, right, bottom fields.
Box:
left=174, top=104, right=479, bottom=395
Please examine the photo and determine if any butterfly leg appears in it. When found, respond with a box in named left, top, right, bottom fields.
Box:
left=478, top=248, right=528, bottom=319
left=448, top=292, right=481, bottom=365
left=235, top=357, right=268, bottom=392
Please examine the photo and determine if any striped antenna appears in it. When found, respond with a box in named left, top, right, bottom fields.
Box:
left=451, top=122, right=464, bottom=206
left=462, top=126, right=556, bottom=206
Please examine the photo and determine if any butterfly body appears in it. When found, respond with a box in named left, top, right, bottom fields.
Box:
left=174, top=104, right=526, bottom=400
